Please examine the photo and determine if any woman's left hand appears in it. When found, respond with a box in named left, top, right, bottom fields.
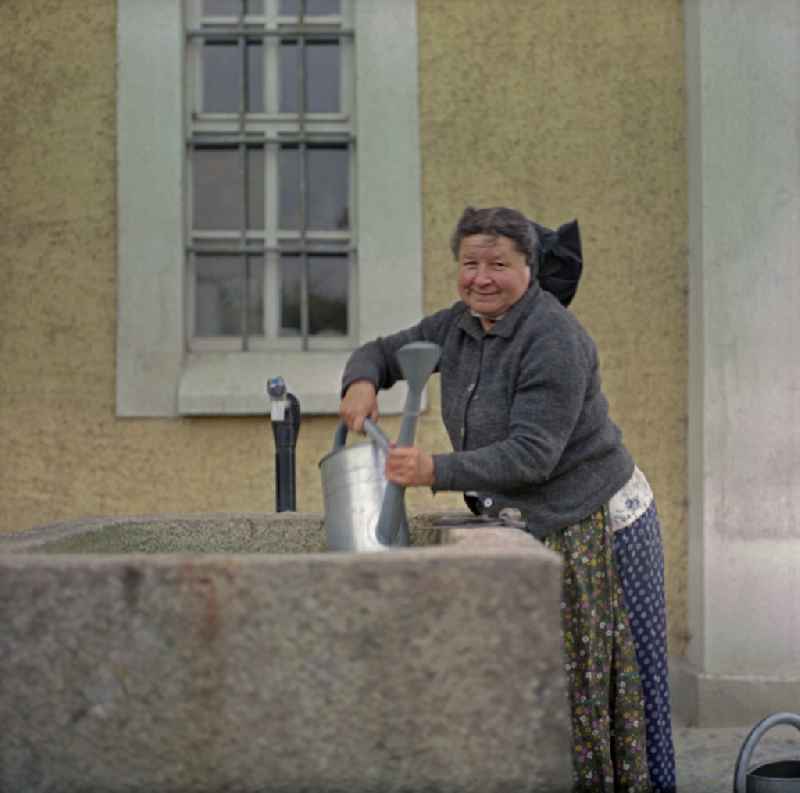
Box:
left=385, top=445, right=435, bottom=487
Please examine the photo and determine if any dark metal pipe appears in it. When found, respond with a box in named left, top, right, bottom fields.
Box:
left=267, top=377, right=301, bottom=512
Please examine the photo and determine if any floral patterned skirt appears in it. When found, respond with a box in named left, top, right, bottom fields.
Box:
left=545, top=507, right=651, bottom=792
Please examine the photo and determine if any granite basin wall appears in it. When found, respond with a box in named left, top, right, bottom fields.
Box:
left=0, top=513, right=571, bottom=793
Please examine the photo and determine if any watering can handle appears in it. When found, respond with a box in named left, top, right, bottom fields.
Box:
left=734, top=711, right=800, bottom=793
left=332, top=419, right=391, bottom=453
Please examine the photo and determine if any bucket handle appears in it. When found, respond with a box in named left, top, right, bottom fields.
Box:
left=332, top=418, right=391, bottom=453
left=734, top=712, right=800, bottom=793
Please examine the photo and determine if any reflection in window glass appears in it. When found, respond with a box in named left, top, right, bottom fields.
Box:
left=195, top=257, right=243, bottom=336
left=306, top=42, right=340, bottom=112
left=194, top=147, right=264, bottom=231
left=279, top=41, right=299, bottom=114
left=278, top=146, right=300, bottom=230
left=194, top=148, right=243, bottom=230
left=195, top=256, right=264, bottom=337
left=202, top=41, right=263, bottom=113
left=309, top=255, right=348, bottom=335
left=278, top=255, right=348, bottom=336
left=203, top=43, right=238, bottom=113
left=308, top=147, right=349, bottom=229
left=279, top=256, right=301, bottom=335
left=203, top=1, right=264, bottom=16
left=279, top=0, right=340, bottom=17
left=247, top=147, right=265, bottom=230
left=279, top=40, right=340, bottom=113
left=204, top=0, right=241, bottom=16
left=246, top=256, right=265, bottom=336
left=247, top=42, right=264, bottom=112
left=278, top=146, right=349, bottom=230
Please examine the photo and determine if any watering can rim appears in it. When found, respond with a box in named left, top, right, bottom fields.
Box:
left=734, top=711, right=800, bottom=793
left=748, top=759, right=800, bottom=776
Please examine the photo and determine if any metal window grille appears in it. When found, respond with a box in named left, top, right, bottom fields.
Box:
left=185, top=0, right=356, bottom=352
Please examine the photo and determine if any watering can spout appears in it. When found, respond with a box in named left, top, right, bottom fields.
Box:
left=375, top=342, right=441, bottom=546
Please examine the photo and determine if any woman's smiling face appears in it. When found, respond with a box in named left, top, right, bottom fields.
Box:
left=457, top=234, right=531, bottom=321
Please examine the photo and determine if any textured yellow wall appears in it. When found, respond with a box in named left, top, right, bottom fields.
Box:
left=0, top=1, right=687, bottom=649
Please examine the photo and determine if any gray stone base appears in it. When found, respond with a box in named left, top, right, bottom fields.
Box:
left=670, top=655, right=800, bottom=727
left=0, top=512, right=573, bottom=793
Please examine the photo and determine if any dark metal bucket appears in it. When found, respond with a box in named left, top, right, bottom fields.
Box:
left=734, top=713, right=800, bottom=792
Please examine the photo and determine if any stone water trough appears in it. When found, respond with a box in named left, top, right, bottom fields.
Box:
left=0, top=512, right=571, bottom=793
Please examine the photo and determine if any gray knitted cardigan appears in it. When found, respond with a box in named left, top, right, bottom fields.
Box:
left=341, top=283, right=634, bottom=538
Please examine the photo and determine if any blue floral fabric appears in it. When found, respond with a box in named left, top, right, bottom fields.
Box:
left=613, top=501, right=677, bottom=793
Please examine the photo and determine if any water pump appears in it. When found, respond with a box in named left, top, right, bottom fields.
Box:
left=266, top=377, right=301, bottom=512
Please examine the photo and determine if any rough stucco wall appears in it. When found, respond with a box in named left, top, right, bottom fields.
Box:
left=415, top=0, right=688, bottom=652
left=0, top=1, right=285, bottom=525
left=0, top=1, right=687, bottom=650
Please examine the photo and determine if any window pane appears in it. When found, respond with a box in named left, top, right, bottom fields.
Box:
left=202, top=41, right=263, bottom=113
left=204, top=0, right=242, bottom=15
left=278, top=145, right=300, bottom=229
left=309, top=255, right=348, bottom=335
left=195, top=256, right=244, bottom=336
left=247, top=42, right=264, bottom=112
left=247, top=146, right=265, bottom=230
left=308, top=146, right=349, bottom=229
left=279, top=40, right=340, bottom=113
left=247, top=256, right=265, bottom=336
left=191, top=240, right=241, bottom=252
left=278, top=146, right=349, bottom=230
left=203, top=43, right=239, bottom=113
left=203, top=1, right=263, bottom=16
left=279, top=255, right=301, bottom=335
left=193, top=148, right=243, bottom=230
left=193, top=147, right=263, bottom=231
left=306, top=42, right=340, bottom=112
left=277, top=255, right=348, bottom=336
left=195, top=256, right=263, bottom=337
left=279, top=0, right=340, bottom=16
left=279, top=41, right=299, bottom=114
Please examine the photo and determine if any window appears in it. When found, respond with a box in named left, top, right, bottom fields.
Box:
left=117, top=0, right=421, bottom=416
left=186, top=0, right=355, bottom=351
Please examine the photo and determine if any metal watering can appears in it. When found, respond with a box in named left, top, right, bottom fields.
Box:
left=734, top=712, right=800, bottom=792
left=319, top=342, right=441, bottom=552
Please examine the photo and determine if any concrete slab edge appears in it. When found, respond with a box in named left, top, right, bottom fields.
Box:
left=671, top=655, right=800, bottom=727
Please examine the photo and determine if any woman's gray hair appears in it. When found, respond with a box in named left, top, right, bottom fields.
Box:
left=450, top=206, right=541, bottom=276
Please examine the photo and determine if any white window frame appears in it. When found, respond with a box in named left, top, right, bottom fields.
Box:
left=117, top=0, right=422, bottom=416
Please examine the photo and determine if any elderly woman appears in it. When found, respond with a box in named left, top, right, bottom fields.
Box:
left=339, top=206, right=675, bottom=793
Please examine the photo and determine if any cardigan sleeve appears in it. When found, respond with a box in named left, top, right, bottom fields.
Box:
left=340, top=305, right=461, bottom=396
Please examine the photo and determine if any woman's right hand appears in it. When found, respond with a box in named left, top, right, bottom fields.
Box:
left=339, top=380, right=379, bottom=433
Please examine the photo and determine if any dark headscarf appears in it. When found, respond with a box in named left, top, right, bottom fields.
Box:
left=530, top=219, right=583, bottom=307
